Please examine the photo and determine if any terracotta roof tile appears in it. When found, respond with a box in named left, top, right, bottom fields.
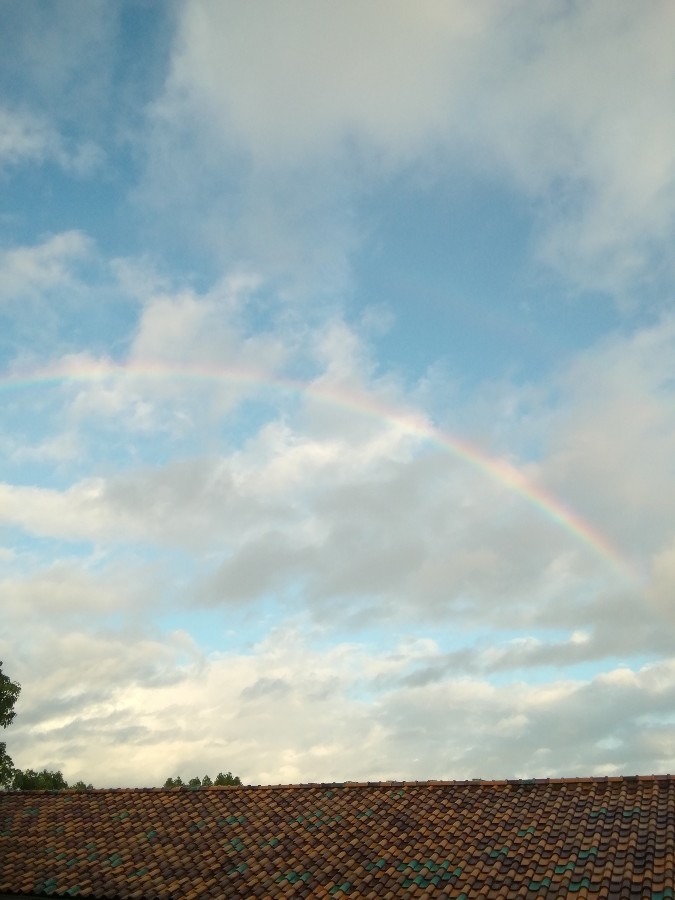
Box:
left=2, top=777, right=675, bottom=897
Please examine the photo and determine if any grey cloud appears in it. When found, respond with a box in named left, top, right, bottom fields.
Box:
left=5, top=301, right=675, bottom=789
left=542, top=314, right=675, bottom=556
left=240, top=677, right=291, bottom=703
left=7, top=310, right=673, bottom=660
left=8, top=619, right=675, bottom=786
left=200, top=531, right=312, bottom=605
left=369, top=663, right=675, bottom=780
left=142, top=0, right=675, bottom=295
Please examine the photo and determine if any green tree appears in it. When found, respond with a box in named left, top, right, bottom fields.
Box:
left=164, top=776, right=184, bottom=787
left=214, top=771, right=242, bottom=786
left=72, top=780, right=94, bottom=791
left=0, top=662, right=21, bottom=787
left=12, top=768, right=69, bottom=790
left=163, top=771, right=242, bottom=788
left=0, top=744, right=13, bottom=787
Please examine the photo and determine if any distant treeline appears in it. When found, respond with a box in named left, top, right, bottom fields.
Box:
left=164, top=771, right=242, bottom=787
left=10, top=768, right=93, bottom=791
left=7, top=767, right=243, bottom=791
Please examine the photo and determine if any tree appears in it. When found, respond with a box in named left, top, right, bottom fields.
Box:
left=0, top=662, right=20, bottom=729
left=163, top=771, right=242, bottom=788
left=214, top=771, right=242, bottom=786
left=72, top=780, right=94, bottom=791
left=0, top=743, right=13, bottom=787
left=164, top=776, right=184, bottom=787
left=9, top=764, right=95, bottom=791
left=0, top=662, right=21, bottom=787
left=12, top=768, right=68, bottom=791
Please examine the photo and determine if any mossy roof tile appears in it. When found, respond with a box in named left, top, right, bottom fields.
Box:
left=2, top=777, right=675, bottom=897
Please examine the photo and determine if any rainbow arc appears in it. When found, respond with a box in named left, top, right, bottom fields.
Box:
left=1, top=359, right=639, bottom=582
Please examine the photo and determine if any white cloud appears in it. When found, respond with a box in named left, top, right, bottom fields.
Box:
left=4, top=313, right=675, bottom=783
left=7, top=305, right=675, bottom=638
left=7, top=623, right=675, bottom=786
left=0, top=479, right=130, bottom=544
left=129, top=278, right=284, bottom=373
left=1, top=559, right=159, bottom=623
left=148, top=0, right=675, bottom=296
left=0, top=231, right=92, bottom=305
left=5, top=1, right=675, bottom=790
left=648, top=538, right=675, bottom=623
left=541, top=314, right=675, bottom=557
left=0, top=106, right=102, bottom=174
left=168, top=0, right=488, bottom=167
left=5, top=431, right=82, bottom=466
left=0, top=107, right=57, bottom=167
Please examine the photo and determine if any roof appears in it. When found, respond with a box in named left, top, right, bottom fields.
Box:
left=1, top=776, right=674, bottom=898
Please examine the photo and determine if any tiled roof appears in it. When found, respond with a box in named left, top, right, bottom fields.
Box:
left=1, top=777, right=675, bottom=898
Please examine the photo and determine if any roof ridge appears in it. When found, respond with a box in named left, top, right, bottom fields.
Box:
left=5, top=774, right=674, bottom=794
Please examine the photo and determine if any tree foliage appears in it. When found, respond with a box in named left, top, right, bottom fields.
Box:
left=164, top=771, right=242, bottom=788
left=164, top=775, right=184, bottom=787
left=215, top=771, right=242, bottom=786
left=0, top=745, right=13, bottom=787
left=11, top=768, right=69, bottom=791
left=9, top=769, right=93, bottom=790
left=0, top=662, right=20, bottom=729
left=0, top=661, right=21, bottom=787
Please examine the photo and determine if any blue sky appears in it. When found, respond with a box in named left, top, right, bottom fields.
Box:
left=3, top=1, right=675, bottom=787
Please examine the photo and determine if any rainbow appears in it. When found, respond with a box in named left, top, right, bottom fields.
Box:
left=1, top=358, right=640, bottom=582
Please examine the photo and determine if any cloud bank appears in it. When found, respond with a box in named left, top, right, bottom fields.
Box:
left=2, top=1, right=675, bottom=786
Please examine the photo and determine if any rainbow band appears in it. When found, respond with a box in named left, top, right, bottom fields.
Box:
left=1, top=359, right=639, bottom=582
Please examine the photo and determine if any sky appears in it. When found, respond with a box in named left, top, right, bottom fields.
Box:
left=2, top=0, right=675, bottom=788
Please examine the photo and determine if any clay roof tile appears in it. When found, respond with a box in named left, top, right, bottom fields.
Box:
left=2, top=777, right=675, bottom=897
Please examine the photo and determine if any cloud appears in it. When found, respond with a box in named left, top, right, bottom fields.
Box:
left=128, top=275, right=288, bottom=376
left=7, top=431, right=82, bottom=465
left=0, top=2, right=136, bottom=156
left=63, top=302, right=290, bottom=436
left=0, top=231, right=119, bottom=362
left=0, top=365, right=631, bottom=637
left=5, top=1, right=675, bottom=791
left=0, top=106, right=102, bottom=174
left=167, top=0, right=488, bottom=167
left=0, top=231, right=92, bottom=304
left=1, top=558, right=164, bottom=626
left=648, top=539, right=675, bottom=623
left=0, top=107, right=58, bottom=168
left=6, top=301, right=674, bottom=636
left=6, top=623, right=675, bottom=786
left=4, top=250, right=675, bottom=784
left=144, top=0, right=675, bottom=297
left=0, top=479, right=134, bottom=545
left=540, top=314, right=675, bottom=557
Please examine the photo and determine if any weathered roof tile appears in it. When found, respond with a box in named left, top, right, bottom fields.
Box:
left=2, top=777, right=675, bottom=897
